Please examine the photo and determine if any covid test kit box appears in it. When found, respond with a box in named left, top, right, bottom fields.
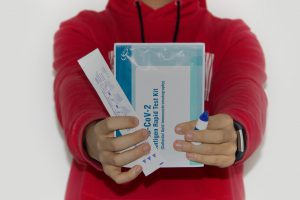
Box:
left=114, top=43, right=205, bottom=167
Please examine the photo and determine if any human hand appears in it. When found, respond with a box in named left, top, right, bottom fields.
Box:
left=85, top=116, right=151, bottom=184
left=173, top=114, right=237, bottom=168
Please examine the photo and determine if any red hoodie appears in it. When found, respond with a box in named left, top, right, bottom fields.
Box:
left=53, top=0, right=267, bottom=199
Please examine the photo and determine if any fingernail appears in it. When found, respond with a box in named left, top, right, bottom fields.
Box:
left=134, top=117, right=140, bottom=125
left=175, top=126, right=182, bottom=133
left=143, top=130, right=149, bottom=138
left=143, top=144, right=150, bottom=153
left=186, top=153, right=194, bottom=159
left=135, top=166, right=142, bottom=173
left=186, top=132, right=193, bottom=140
left=174, top=141, right=183, bottom=150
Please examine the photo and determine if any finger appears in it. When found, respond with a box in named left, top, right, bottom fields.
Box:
left=207, top=114, right=234, bottom=130
left=103, top=165, right=143, bottom=184
left=184, top=129, right=237, bottom=144
left=101, top=143, right=151, bottom=167
left=95, top=116, right=139, bottom=135
left=175, top=120, right=197, bottom=135
left=101, top=129, right=149, bottom=152
left=186, top=154, right=235, bottom=168
left=174, top=140, right=237, bottom=155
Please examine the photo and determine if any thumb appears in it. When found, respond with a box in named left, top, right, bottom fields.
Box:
left=207, top=114, right=233, bottom=130
left=175, top=120, right=197, bottom=134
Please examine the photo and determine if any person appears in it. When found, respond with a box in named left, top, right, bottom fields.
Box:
left=53, top=0, right=267, bottom=199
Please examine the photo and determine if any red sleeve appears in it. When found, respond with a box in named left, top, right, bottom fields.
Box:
left=209, top=20, right=268, bottom=164
left=53, top=11, right=109, bottom=170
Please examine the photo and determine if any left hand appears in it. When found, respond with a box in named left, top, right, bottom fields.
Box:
left=173, top=114, right=238, bottom=168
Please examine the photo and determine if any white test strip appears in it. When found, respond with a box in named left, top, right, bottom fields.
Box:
left=78, top=49, right=164, bottom=176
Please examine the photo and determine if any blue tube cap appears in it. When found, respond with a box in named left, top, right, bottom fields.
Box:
left=199, top=111, right=209, bottom=122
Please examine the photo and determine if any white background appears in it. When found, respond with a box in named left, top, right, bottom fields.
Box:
left=0, top=0, right=299, bottom=199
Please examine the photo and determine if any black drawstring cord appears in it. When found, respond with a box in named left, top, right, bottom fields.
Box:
left=173, top=0, right=181, bottom=42
left=135, top=0, right=181, bottom=43
left=135, top=1, right=146, bottom=43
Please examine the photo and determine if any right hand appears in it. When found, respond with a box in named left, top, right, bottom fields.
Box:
left=85, top=116, right=151, bottom=184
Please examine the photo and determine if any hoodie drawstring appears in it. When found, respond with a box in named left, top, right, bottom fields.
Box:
left=135, top=0, right=181, bottom=43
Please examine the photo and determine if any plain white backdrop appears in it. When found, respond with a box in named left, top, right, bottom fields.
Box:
left=0, top=0, right=299, bottom=199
